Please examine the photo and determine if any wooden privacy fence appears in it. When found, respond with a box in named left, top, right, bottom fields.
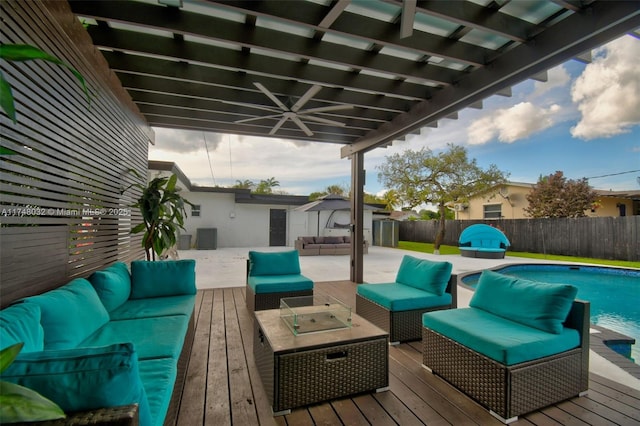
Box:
left=399, top=216, right=640, bottom=262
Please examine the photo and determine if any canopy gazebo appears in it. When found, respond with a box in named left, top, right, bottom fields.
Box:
left=1, top=0, right=639, bottom=299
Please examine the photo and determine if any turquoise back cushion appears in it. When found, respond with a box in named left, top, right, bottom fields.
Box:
left=26, top=279, right=110, bottom=349
left=248, top=250, right=301, bottom=276
left=395, top=255, right=452, bottom=295
left=469, top=270, right=578, bottom=334
left=0, top=303, right=44, bottom=353
left=130, top=260, right=196, bottom=299
left=1, top=343, right=151, bottom=426
left=89, top=262, right=131, bottom=312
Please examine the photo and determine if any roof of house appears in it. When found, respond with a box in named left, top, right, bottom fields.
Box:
left=148, top=160, right=309, bottom=206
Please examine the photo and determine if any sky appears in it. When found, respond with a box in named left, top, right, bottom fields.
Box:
left=149, top=34, right=640, bottom=199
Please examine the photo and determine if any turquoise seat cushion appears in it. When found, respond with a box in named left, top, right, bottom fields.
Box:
left=0, top=302, right=44, bottom=353
left=130, top=260, right=196, bottom=299
left=422, top=308, right=580, bottom=365
left=247, top=274, right=314, bottom=294
left=25, top=278, right=110, bottom=350
left=395, top=255, right=452, bottom=295
left=89, top=262, right=131, bottom=312
left=80, top=315, right=189, bottom=360
left=248, top=250, right=301, bottom=276
left=1, top=343, right=151, bottom=426
left=470, top=270, right=578, bottom=334
left=138, top=358, right=177, bottom=426
left=109, top=295, right=196, bottom=321
left=357, top=283, right=452, bottom=311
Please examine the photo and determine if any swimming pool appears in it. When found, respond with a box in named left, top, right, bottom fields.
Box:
left=460, top=264, right=640, bottom=364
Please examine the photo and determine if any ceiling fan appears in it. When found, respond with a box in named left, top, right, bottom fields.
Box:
left=235, top=83, right=353, bottom=136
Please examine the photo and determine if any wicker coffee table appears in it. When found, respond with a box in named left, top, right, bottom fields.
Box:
left=253, top=308, right=389, bottom=415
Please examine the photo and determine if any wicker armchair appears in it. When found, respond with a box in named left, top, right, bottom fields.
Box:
left=355, top=255, right=456, bottom=343
left=422, top=299, right=590, bottom=423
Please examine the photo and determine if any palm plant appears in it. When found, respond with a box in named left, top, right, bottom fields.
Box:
left=128, top=171, right=193, bottom=261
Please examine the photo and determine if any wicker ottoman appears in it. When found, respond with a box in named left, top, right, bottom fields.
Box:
left=254, top=310, right=389, bottom=415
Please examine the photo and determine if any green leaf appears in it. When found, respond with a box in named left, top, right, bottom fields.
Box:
left=0, top=44, right=92, bottom=120
left=0, top=343, right=23, bottom=373
left=0, top=71, right=16, bottom=123
left=0, top=382, right=66, bottom=423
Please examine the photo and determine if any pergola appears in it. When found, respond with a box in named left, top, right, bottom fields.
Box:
left=69, top=0, right=640, bottom=282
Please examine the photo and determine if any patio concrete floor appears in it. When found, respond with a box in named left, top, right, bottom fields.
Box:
left=179, top=245, right=640, bottom=392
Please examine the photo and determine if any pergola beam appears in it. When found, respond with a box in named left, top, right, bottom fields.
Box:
left=342, top=1, right=640, bottom=157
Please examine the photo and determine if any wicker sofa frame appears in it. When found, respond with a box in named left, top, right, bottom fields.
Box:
left=422, top=300, right=590, bottom=423
left=245, top=258, right=313, bottom=312
left=355, top=275, right=457, bottom=343
left=246, top=285, right=314, bottom=312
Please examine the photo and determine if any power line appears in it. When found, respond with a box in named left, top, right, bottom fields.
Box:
left=586, top=169, right=640, bottom=179
left=228, top=134, right=233, bottom=182
left=203, top=132, right=216, bottom=186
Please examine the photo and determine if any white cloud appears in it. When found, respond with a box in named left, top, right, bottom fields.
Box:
left=467, top=102, right=559, bottom=145
left=149, top=133, right=351, bottom=192
left=152, top=128, right=224, bottom=154
left=533, top=64, right=571, bottom=98
left=570, top=35, right=640, bottom=139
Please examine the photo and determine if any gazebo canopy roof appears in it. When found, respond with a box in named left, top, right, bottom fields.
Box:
left=71, top=0, right=640, bottom=157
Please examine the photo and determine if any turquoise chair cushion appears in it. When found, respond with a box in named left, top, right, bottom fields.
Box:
left=248, top=250, right=301, bottom=276
left=0, top=302, right=44, bottom=353
left=357, top=283, right=452, bottom=311
left=422, top=308, right=581, bottom=365
left=247, top=274, right=313, bottom=294
left=1, top=343, right=151, bottom=426
left=26, top=278, right=110, bottom=350
left=138, top=358, right=178, bottom=426
left=395, top=255, right=452, bottom=295
left=470, top=270, right=578, bottom=334
left=109, top=295, right=196, bottom=321
left=89, top=262, right=131, bottom=312
left=80, top=315, right=190, bottom=360
left=130, top=260, right=196, bottom=299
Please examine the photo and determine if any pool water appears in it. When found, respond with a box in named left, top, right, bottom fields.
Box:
left=461, top=264, right=640, bottom=364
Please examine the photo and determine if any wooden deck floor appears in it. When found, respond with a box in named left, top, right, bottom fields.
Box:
left=176, top=282, right=640, bottom=426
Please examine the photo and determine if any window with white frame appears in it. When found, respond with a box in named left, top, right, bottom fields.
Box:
left=483, top=204, right=502, bottom=219
left=191, top=205, right=201, bottom=217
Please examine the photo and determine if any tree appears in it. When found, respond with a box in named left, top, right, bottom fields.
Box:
left=233, top=179, right=254, bottom=190
left=255, top=177, right=280, bottom=194
left=381, top=189, right=401, bottom=211
left=378, top=144, right=508, bottom=252
left=525, top=171, right=598, bottom=218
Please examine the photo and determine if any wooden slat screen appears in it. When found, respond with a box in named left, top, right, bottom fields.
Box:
left=1, top=1, right=150, bottom=307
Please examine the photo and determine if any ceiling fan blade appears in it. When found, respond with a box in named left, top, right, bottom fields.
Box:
left=221, top=100, right=282, bottom=114
left=269, top=116, right=289, bottom=135
left=299, top=104, right=353, bottom=114
left=291, top=85, right=322, bottom=112
left=235, top=113, right=283, bottom=124
left=297, top=114, right=346, bottom=127
left=254, top=82, right=289, bottom=111
left=291, top=116, right=314, bottom=136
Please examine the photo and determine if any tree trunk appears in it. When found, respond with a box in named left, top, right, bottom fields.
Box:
left=434, top=203, right=446, bottom=252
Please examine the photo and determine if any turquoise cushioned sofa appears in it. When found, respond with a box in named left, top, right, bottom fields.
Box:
left=0, top=260, right=197, bottom=426
left=356, top=255, right=456, bottom=343
left=246, top=250, right=314, bottom=312
left=458, top=224, right=510, bottom=259
left=422, top=270, right=589, bottom=423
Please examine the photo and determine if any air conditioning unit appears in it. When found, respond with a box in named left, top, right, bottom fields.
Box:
left=454, top=203, right=467, bottom=211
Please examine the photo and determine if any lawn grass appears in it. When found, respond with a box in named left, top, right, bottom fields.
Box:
left=397, top=241, right=640, bottom=269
